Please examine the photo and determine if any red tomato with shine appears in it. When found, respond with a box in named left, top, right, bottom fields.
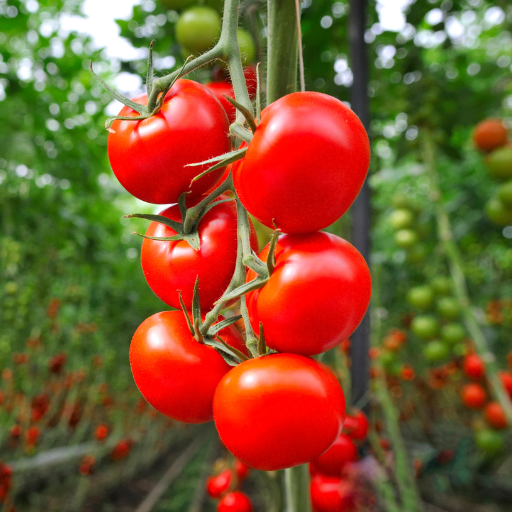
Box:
left=213, top=354, right=346, bottom=471
left=463, top=353, right=484, bottom=381
left=206, top=469, right=232, bottom=498
left=233, top=91, right=370, bottom=233
left=130, top=311, right=245, bottom=423
left=235, top=459, right=250, bottom=480
left=461, top=383, right=487, bottom=410
left=484, top=402, right=508, bottom=430
left=206, top=81, right=237, bottom=122
left=141, top=196, right=258, bottom=311
left=108, top=79, right=230, bottom=204
left=217, top=491, right=253, bottom=512
left=310, top=433, right=358, bottom=477
left=246, top=232, right=371, bottom=355
left=310, top=475, right=357, bottom=512
left=343, top=410, right=369, bottom=441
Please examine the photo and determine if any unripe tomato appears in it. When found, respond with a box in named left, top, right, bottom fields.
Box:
left=309, top=433, right=358, bottom=476
left=499, top=371, right=512, bottom=399
left=237, top=29, right=256, bottom=66
left=141, top=197, right=258, bottom=311
left=213, top=354, right=346, bottom=471
left=485, top=197, right=512, bottom=226
left=462, top=354, right=484, bottom=381
left=423, top=340, right=449, bottom=363
left=391, top=193, right=418, bottom=211
left=217, top=492, right=253, bottom=512
left=461, top=383, right=487, bottom=409
left=246, top=232, right=371, bottom=355
left=342, top=410, right=369, bottom=441
left=206, top=469, right=232, bottom=498
left=159, top=0, right=196, bottom=10
left=475, top=429, right=504, bottom=455
left=473, top=119, right=508, bottom=152
left=380, top=350, right=396, bottom=368
left=234, top=92, right=370, bottom=233
left=394, top=229, right=418, bottom=248
left=130, top=311, right=244, bottom=423
left=485, top=147, right=512, bottom=180
left=176, top=7, right=221, bottom=54
left=441, top=323, right=465, bottom=344
left=497, top=181, right=512, bottom=208
left=310, top=475, right=358, bottom=512
left=484, top=402, right=508, bottom=430
left=437, top=297, right=460, bottom=319
left=108, top=80, right=230, bottom=204
left=406, top=286, right=434, bottom=311
left=235, top=459, right=250, bottom=480
left=430, top=276, right=452, bottom=296
left=389, top=209, right=414, bottom=230
left=411, top=315, right=439, bottom=340
left=406, top=244, right=427, bottom=264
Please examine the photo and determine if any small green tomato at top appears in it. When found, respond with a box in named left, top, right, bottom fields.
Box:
left=430, top=276, right=452, bottom=296
left=423, top=340, right=450, bottom=363
left=411, top=315, right=439, bottom=340
left=441, top=322, right=466, bottom=344
left=475, top=429, right=504, bottom=455
left=406, top=285, right=434, bottom=311
left=497, top=181, right=512, bottom=208
left=394, top=229, right=418, bottom=249
left=389, top=209, right=414, bottom=230
left=485, top=196, right=512, bottom=226
left=484, top=147, right=512, bottom=180
left=176, top=6, right=221, bottom=55
left=437, top=297, right=460, bottom=319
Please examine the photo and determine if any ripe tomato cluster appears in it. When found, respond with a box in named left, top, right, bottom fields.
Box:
left=308, top=410, right=370, bottom=512
left=472, top=118, right=512, bottom=226
left=206, top=456, right=252, bottom=511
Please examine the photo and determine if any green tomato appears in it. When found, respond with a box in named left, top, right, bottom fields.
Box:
left=394, top=229, right=418, bottom=249
left=484, top=147, right=512, bottom=180
left=485, top=197, right=512, bottom=226
left=176, top=7, right=221, bottom=54
left=475, top=429, right=504, bottom=455
left=452, top=343, right=466, bottom=357
left=411, top=315, right=439, bottom=340
left=237, top=29, right=256, bottom=66
left=423, top=340, right=450, bottom=362
left=159, top=0, right=196, bottom=10
left=406, top=244, right=427, bottom=264
left=430, top=276, right=452, bottom=296
left=497, top=181, right=512, bottom=208
left=441, top=322, right=466, bottom=344
left=380, top=350, right=396, bottom=368
left=437, top=297, right=460, bottom=319
left=389, top=209, right=414, bottom=230
left=4, top=282, right=18, bottom=294
left=406, top=285, right=434, bottom=311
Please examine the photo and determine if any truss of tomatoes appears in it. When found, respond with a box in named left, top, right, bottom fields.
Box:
left=107, top=78, right=371, bottom=472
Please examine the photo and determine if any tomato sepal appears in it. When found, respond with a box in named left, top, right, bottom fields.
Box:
left=188, top=147, right=248, bottom=183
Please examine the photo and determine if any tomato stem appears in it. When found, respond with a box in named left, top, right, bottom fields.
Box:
left=284, top=465, right=311, bottom=512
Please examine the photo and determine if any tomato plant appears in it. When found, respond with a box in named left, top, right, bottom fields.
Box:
left=176, top=7, right=221, bottom=54
left=310, top=475, right=357, bottom=512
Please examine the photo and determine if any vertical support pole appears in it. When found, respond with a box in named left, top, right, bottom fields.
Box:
left=349, top=0, right=371, bottom=409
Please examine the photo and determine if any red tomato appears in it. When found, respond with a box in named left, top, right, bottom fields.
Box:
left=108, top=79, right=230, bottom=204
left=246, top=232, right=371, bottom=355
left=130, top=311, right=243, bottom=423
left=235, top=459, right=250, bottom=480
left=343, top=410, right=369, bottom=441
left=213, top=354, right=346, bottom=471
left=473, top=119, right=508, bottom=152
left=141, top=196, right=258, bottom=311
left=217, top=491, right=253, bottom=512
left=233, top=92, right=370, bottom=233
left=206, top=469, right=232, bottom=498
left=499, top=371, right=512, bottom=399
left=309, top=434, right=358, bottom=477
left=461, top=383, right=487, bottom=410
left=462, top=354, right=484, bottom=381
left=95, top=424, right=109, bottom=442
left=310, top=475, right=357, bottom=512
left=484, top=402, right=508, bottom=430
left=206, top=81, right=236, bottom=122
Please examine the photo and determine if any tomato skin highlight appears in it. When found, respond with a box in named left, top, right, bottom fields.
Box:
left=141, top=197, right=258, bottom=311
left=233, top=92, right=370, bottom=233
left=108, top=79, right=230, bottom=204
left=213, top=354, right=346, bottom=471
left=206, top=469, right=232, bottom=498
left=484, top=402, right=508, bottom=430
left=130, top=311, right=241, bottom=423
left=246, top=232, right=371, bottom=356
left=309, top=433, right=358, bottom=476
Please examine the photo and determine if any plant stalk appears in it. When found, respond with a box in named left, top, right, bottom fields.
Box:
left=284, top=465, right=311, bottom=512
